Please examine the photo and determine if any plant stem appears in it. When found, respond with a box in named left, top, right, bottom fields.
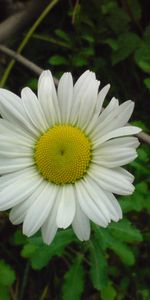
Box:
left=19, top=262, right=30, bottom=300
left=0, top=0, right=59, bottom=87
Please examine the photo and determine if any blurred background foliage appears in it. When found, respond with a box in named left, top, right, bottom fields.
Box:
left=0, top=0, right=150, bottom=299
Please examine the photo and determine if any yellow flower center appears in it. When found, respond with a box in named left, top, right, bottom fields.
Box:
left=34, top=125, right=92, bottom=185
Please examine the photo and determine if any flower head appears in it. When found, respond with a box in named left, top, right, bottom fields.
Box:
left=0, top=70, right=141, bottom=244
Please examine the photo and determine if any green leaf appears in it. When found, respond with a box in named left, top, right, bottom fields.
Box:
left=48, top=55, right=68, bottom=66
left=127, top=0, right=141, bottom=20
left=135, top=43, right=150, bottom=73
left=62, top=255, right=84, bottom=300
left=81, top=34, right=95, bottom=43
left=11, top=229, right=27, bottom=246
left=101, top=283, right=117, bottom=300
left=81, top=47, right=94, bottom=57
left=0, top=260, right=16, bottom=286
left=21, top=243, right=38, bottom=258
left=72, top=55, right=88, bottom=67
left=144, top=77, right=150, bottom=90
left=0, top=286, right=10, bottom=300
left=27, top=78, right=38, bottom=90
left=110, top=240, right=135, bottom=266
left=120, top=182, right=149, bottom=213
left=136, top=181, right=148, bottom=193
left=101, top=2, right=117, bottom=15
left=131, top=120, right=149, bottom=132
left=21, top=229, right=76, bottom=270
left=89, top=239, right=108, bottom=290
left=138, top=148, right=149, bottom=162
left=106, top=7, right=130, bottom=34
left=103, top=38, right=118, bottom=51
left=108, top=219, right=143, bottom=243
left=112, top=33, right=141, bottom=65
left=144, top=25, right=150, bottom=45
left=138, top=289, right=150, bottom=300
left=120, top=194, right=143, bottom=213
left=93, top=226, right=135, bottom=265
left=55, top=29, right=71, bottom=43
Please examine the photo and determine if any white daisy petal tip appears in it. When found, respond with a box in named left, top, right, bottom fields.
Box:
left=40, top=69, right=52, bottom=78
left=0, top=69, right=141, bottom=244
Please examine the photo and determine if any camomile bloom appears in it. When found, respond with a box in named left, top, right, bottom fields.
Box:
left=0, top=70, right=141, bottom=244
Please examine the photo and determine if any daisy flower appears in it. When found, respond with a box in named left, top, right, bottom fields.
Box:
left=0, top=70, right=141, bottom=244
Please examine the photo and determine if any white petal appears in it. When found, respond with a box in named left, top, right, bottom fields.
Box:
left=104, top=191, right=122, bottom=219
left=96, top=136, right=140, bottom=149
left=0, top=89, right=38, bottom=137
left=76, top=78, right=100, bottom=129
left=0, top=119, right=34, bottom=140
left=84, top=176, right=122, bottom=221
left=9, top=182, right=45, bottom=225
left=38, top=70, right=61, bottom=125
left=73, top=70, right=93, bottom=96
left=0, top=132, right=34, bottom=149
left=95, top=84, right=110, bottom=114
left=21, top=87, right=49, bottom=132
left=70, top=70, right=95, bottom=125
left=0, top=167, right=42, bottom=210
left=89, top=164, right=135, bottom=195
left=76, top=180, right=108, bottom=227
left=72, top=200, right=90, bottom=241
left=93, top=147, right=137, bottom=168
left=98, top=97, right=119, bottom=123
left=58, top=72, right=73, bottom=123
left=93, top=126, right=141, bottom=148
left=87, top=97, right=119, bottom=137
left=0, top=147, right=32, bottom=158
left=56, top=184, right=76, bottom=229
left=104, top=100, right=134, bottom=131
left=117, top=167, right=134, bottom=183
left=0, top=168, right=31, bottom=189
left=0, top=157, right=34, bottom=174
left=23, top=182, right=57, bottom=236
left=41, top=188, right=60, bottom=245
left=93, top=101, right=135, bottom=138
left=0, top=133, right=33, bottom=157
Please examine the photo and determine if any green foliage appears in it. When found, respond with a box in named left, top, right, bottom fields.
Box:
left=89, top=238, right=108, bottom=290
left=54, top=29, right=72, bottom=44
left=120, top=181, right=150, bottom=213
left=111, top=32, right=141, bottom=65
left=0, top=260, right=16, bottom=287
left=0, top=0, right=150, bottom=299
left=93, top=224, right=136, bottom=266
left=62, top=255, right=84, bottom=300
left=110, top=240, right=135, bottom=266
left=144, top=77, right=150, bottom=90
left=0, top=287, right=10, bottom=300
left=108, top=219, right=143, bottom=243
left=0, top=260, right=16, bottom=300
left=48, top=55, right=68, bottom=66
left=135, top=43, right=150, bottom=73
left=21, top=229, right=76, bottom=270
left=101, top=283, right=117, bottom=300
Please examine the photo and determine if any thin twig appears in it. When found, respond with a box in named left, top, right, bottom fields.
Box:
left=0, top=0, right=59, bottom=87
left=0, top=0, right=50, bottom=44
left=9, top=287, right=17, bottom=300
left=0, top=48, right=149, bottom=145
left=137, top=131, right=150, bottom=144
left=0, top=45, right=43, bottom=75
left=39, top=286, right=49, bottom=300
left=32, top=33, right=71, bottom=48
left=19, top=262, right=30, bottom=300
left=0, top=44, right=59, bottom=85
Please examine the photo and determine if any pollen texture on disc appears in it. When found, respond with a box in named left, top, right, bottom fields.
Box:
left=34, top=125, right=92, bottom=184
